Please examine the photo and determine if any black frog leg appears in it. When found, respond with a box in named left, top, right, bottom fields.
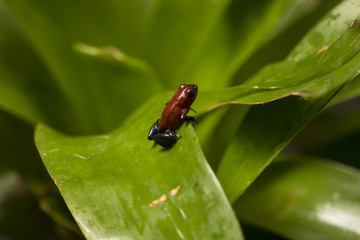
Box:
left=181, top=109, right=199, bottom=124
left=152, top=130, right=180, bottom=148
left=148, top=119, right=160, bottom=140
left=183, top=115, right=199, bottom=124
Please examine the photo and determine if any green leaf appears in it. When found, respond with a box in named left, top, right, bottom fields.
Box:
left=195, top=3, right=360, bottom=172
left=235, top=155, right=360, bottom=240
left=35, top=94, right=243, bottom=240
left=72, top=42, right=163, bottom=133
left=195, top=0, right=343, bottom=167
left=196, top=74, right=333, bottom=114
left=195, top=105, right=250, bottom=170
left=287, top=0, right=360, bottom=62
left=211, top=0, right=360, bottom=202
left=141, top=0, right=232, bottom=88
left=174, top=0, right=298, bottom=90
left=232, top=0, right=342, bottom=84
left=0, top=2, right=76, bottom=132
left=217, top=96, right=332, bottom=203
left=194, top=14, right=360, bottom=114
left=3, top=0, right=164, bottom=134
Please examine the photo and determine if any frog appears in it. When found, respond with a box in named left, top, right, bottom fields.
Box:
left=148, top=84, right=198, bottom=148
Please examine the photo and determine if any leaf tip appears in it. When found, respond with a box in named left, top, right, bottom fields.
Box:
left=73, top=42, right=125, bottom=61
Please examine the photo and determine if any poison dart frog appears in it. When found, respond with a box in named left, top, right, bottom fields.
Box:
left=148, top=84, right=198, bottom=148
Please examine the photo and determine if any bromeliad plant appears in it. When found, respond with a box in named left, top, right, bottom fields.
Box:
left=1, top=0, right=360, bottom=239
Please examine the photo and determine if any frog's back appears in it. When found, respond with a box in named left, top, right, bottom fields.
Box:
left=158, top=100, right=183, bottom=132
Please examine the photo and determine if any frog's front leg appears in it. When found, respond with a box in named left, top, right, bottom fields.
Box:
left=152, top=130, right=182, bottom=148
left=181, top=108, right=199, bottom=124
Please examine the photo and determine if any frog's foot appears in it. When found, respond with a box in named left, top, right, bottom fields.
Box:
left=183, top=115, right=199, bottom=124
left=152, top=130, right=180, bottom=148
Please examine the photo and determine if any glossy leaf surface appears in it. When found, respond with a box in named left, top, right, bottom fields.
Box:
left=35, top=95, right=243, bottom=240
left=213, top=0, right=360, bottom=202
left=195, top=0, right=343, bottom=171
left=195, top=14, right=360, bottom=114
left=235, top=155, right=360, bottom=240
left=1, top=0, right=360, bottom=239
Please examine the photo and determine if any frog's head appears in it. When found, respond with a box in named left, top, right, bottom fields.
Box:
left=178, top=84, right=198, bottom=108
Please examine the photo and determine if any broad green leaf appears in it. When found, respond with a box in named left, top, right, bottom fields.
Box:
left=3, top=0, right=163, bottom=134
left=195, top=0, right=339, bottom=167
left=195, top=105, right=250, bottom=170
left=218, top=49, right=360, bottom=202
left=35, top=94, right=243, bottom=240
left=2, top=0, right=232, bottom=92
left=212, top=0, right=360, bottom=202
left=217, top=96, right=332, bottom=203
left=174, top=0, right=297, bottom=90
left=194, top=14, right=360, bottom=114
left=2, top=0, right=153, bottom=59
left=288, top=0, right=360, bottom=62
left=141, top=0, right=231, bottom=88
left=72, top=42, right=163, bottom=133
left=195, top=12, right=360, bottom=170
left=195, top=74, right=333, bottom=114
left=235, top=155, right=360, bottom=240
left=0, top=1, right=77, bottom=132
left=233, top=0, right=358, bottom=90
left=283, top=0, right=360, bottom=103
left=232, top=0, right=342, bottom=86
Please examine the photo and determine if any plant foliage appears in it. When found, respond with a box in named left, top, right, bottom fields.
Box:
left=1, top=0, right=360, bottom=239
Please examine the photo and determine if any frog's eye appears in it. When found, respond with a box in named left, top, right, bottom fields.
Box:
left=179, top=84, right=186, bottom=90
left=188, top=90, right=196, bottom=98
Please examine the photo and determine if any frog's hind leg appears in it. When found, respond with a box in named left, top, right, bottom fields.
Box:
left=152, top=130, right=180, bottom=148
left=148, top=119, right=160, bottom=140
